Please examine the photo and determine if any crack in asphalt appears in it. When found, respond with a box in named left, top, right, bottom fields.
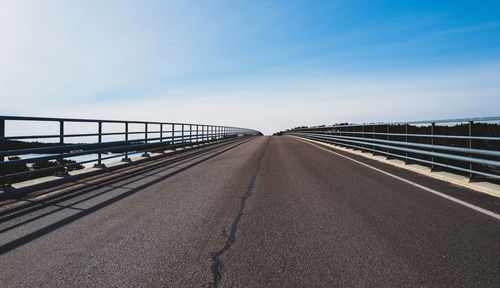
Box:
left=210, top=137, right=271, bottom=287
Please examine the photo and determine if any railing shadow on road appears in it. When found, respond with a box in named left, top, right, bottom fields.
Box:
left=0, top=137, right=257, bottom=256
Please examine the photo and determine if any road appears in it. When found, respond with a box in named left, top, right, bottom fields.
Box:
left=1, top=136, right=499, bottom=287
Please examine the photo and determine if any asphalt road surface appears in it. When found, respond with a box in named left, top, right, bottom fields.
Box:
left=1, top=136, right=499, bottom=287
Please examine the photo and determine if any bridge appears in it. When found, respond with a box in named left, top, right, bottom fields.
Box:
left=1, top=116, right=499, bottom=287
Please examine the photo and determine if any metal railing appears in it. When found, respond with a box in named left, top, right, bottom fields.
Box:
left=285, top=117, right=500, bottom=182
left=0, top=116, right=261, bottom=185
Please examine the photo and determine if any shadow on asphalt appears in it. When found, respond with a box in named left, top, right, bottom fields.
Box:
left=0, top=137, right=256, bottom=255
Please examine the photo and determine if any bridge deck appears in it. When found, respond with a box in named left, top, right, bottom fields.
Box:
left=1, top=136, right=499, bottom=287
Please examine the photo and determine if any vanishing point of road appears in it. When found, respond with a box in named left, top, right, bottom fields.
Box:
left=1, top=136, right=499, bottom=287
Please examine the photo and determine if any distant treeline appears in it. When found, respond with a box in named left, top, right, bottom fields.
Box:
left=2, top=156, right=85, bottom=184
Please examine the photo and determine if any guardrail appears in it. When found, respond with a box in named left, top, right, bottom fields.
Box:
left=285, top=117, right=500, bottom=182
left=0, top=116, right=261, bottom=186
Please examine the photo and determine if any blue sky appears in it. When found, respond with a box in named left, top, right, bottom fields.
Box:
left=1, top=0, right=499, bottom=134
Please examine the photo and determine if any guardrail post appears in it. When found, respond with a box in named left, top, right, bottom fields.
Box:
left=59, top=120, right=64, bottom=146
left=122, top=122, right=131, bottom=162
left=160, top=123, right=163, bottom=143
left=430, top=122, right=435, bottom=171
left=0, top=119, right=4, bottom=165
left=171, top=124, right=175, bottom=145
left=360, top=124, right=364, bottom=152
left=188, top=124, right=191, bottom=144
left=181, top=124, right=184, bottom=143
left=58, top=120, right=64, bottom=164
left=94, top=121, right=106, bottom=168
left=372, top=125, right=376, bottom=154
left=386, top=125, right=391, bottom=158
left=405, top=124, right=409, bottom=164
left=0, top=119, right=7, bottom=188
left=142, top=123, right=150, bottom=157
left=55, top=120, right=69, bottom=176
left=469, top=121, right=476, bottom=181
left=352, top=126, right=356, bottom=150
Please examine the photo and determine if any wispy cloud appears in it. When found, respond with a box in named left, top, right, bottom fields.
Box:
left=438, top=21, right=500, bottom=35
left=0, top=0, right=219, bottom=107
left=8, top=62, right=494, bottom=135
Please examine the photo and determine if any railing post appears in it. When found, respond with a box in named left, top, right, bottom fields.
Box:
left=431, top=122, right=435, bottom=170
left=98, top=121, right=102, bottom=164
left=160, top=123, right=163, bottom=143
left=142, top=123, right=150, bottom=157
left=361, top=125, right=364, bottom=152
left=171, top=124, right=175, bottom=145
left=372, top=125, right=376, bottom=154
left=181, top=124, right=184, bottom=143
left=58, top=120, right=64, bottom=164
left=54, top=120, right=69, bottom=176
left=469, top=121, right=475, bottom=181
left=405, top=123, right=409, bottom=164
left=0, top=119, right=4, bottom=164
left=94, top=121, right=106, bottom=168
left=122, top=122, right=131, bottom=162
left=59, top=120, right=64, bottom=146
left=386, top=124, right=391, bottom=159
left=0, top=119, right=6, bottom=187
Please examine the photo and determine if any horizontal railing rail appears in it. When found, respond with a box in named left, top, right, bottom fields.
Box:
left=285, top=117, right=500, bottom=182
left=0, top=116, right=261, bottom=185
